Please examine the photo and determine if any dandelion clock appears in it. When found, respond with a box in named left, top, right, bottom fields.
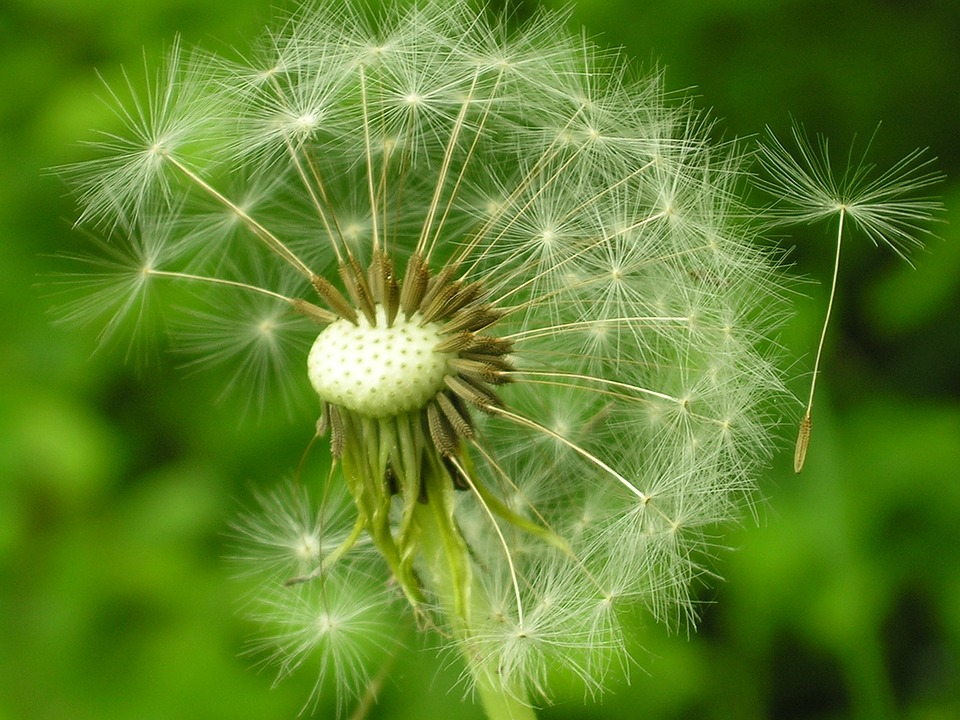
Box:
left=61, top=1, right=940, bottom=717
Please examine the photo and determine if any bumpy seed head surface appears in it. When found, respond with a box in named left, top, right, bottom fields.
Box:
left=308, top=307, right=453, bottom=418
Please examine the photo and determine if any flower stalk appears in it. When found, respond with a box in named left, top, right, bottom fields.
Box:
left=414, top=497, right=537, bottom=720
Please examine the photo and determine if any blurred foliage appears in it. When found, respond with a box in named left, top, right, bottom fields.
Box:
left=2, top=0, right=958, bottom=718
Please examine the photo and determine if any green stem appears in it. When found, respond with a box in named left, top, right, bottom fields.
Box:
left=474, top=674, right=539, bottom=720
left=413, top=485, right=537, bottom=720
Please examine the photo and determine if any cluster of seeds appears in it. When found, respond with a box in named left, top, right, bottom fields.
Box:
left=306, top=252, right=514, bottom=460
left=60, top=1, right=830, bottom=715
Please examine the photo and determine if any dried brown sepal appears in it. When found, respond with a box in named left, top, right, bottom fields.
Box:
left=439, top=281, right=483, bottom=318
left=464, top=335, right=514, bottom=357
left=374, top=252, right=400, bottom=325
left=427, top=400, right=459, bottom=456
left=311, top=273, right=357, bottom=324
left=444, top=373, right=503, bottom=411
left=367, top=248, right=386, bottom=301
left=435, top=333, right=514, bottom=357
left=400, top=253, right=430, bottom=317
left=433, top=332, right=476, bottom=353
left=460, top=352, right=514, bottom=378
left=419, top=278, right=464, bottom=324
left=448, top=357, right=507, bottom=385
left=291, top=298, right=338, bottom=325
left=437, top=391, right=474, bottom=439
left=418, top=263, right=459, bottom=317
left=440, top=305, right=502, bottom=334
left=340, top=257, right=376, bottom=325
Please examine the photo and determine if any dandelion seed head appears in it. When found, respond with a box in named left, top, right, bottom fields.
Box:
left=307, top=307, right=454, bottom=417
left=59, top=0, right=836, bottom=712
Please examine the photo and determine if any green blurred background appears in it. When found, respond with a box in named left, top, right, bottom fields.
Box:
left=2, top=0, right=958, bottom=718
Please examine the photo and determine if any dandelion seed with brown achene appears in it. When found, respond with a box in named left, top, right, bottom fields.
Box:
left=756, top=127, right=942, bottom=473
